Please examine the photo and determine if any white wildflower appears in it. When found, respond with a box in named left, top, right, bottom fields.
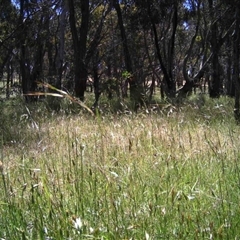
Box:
left=73, top=217, right=83, bottom=230
left=110, top=171, right=118, bottom=178
left=145, top=231, right=150, bottom=240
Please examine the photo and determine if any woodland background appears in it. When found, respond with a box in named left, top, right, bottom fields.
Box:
left=1, top=0, right=240, bottom=115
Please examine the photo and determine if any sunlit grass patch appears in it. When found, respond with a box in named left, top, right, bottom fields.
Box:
left=0, top=97, right=240, bottom=239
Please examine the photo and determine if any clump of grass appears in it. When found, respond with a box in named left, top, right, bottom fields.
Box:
left=0, top=96, right=240, bottom=239
left=0, top=98, right=44, bottom=145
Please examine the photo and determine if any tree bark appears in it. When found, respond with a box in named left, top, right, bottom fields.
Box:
left=56, top=0, right=67, bottom=89
left=146, top=0, right=177, bottom=98
left=68, top=0, right=89, bottom=101
left=177, top=1, right=201, bottom=98
left=209, top=19, right=221, bottom=98
left=233, top=5, right=240, bottom=121
left=19, top=0, right=28, bottom=99
left=208, top=0, right=235, bottom=98
left=113, top=0, right=139, bottom=103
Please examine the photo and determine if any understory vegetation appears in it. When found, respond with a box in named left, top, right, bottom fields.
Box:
left=0, top=95, right=240, bottom=239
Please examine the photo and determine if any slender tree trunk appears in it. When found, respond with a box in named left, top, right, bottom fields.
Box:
left=19, top=0, right=30, bottom=100
left=167, top=5, right=178, bottom=95
left=226, top=46, right=234, bottom=97
left=6, top=62, right=11, bottom=99
left=146, top=0, right=177, bottom=98
left=225, top=34, right=233, bottom=96
left=233, top=5, right=240, bottom=121
left=68, top=0, right=89, bottom=101
left=208, top=0, right=222, bottom=98
left=77, top=0, right=89, bottom=100
left=93, top=65, right=101, bottom=109
left=75, top=60, right=88, bottom=101
left=209, top=45, right=221, bottom=97
left=46, top=12, right=56, bottom=86
left=55, top=0, right=67, bottom=89
left=20, top=44, right=29, bottom=98
left=177, top=1, right=202, bottom=98
left=113, top=0, right=138, bottom=102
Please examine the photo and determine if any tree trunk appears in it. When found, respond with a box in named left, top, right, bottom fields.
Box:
left=233, top=5, right=240, bottom=121
left=19, top=0, right=30, bottom=100
left=208, top=0, right=230, bottom=98
left=68, top=0, right=89, bottom=101
left=113, top=0, right=138, bottom=102
left=225, top=34, right=234, bottom=96
left=20, top=44, right=29, bottom=98
left=56, top=0, right=67, bottom=89
left=167, top=5, right=178, bottom=96
left=177, top=2, right=201, bottom=98
left=209, top=48, right=221, bottom=98
left=226, top=50, right=234, bottom=97
left=146, top=0, right=177, bottom=98
left=74, top=60, right=88, bottom=101
left=6, top=62, right=11, bottom=99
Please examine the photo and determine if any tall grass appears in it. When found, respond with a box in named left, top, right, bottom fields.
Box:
left=0, top=96, right=240, bottom=239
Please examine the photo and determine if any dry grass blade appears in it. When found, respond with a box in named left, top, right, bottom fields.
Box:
left=37, top=81, right=68, bottom=96
left=25, top=92, right=64, bottom=98
left=24, top=81, right=94, bottom=115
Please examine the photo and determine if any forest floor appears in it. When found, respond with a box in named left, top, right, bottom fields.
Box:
left=0, top=94, right=240, bottom=239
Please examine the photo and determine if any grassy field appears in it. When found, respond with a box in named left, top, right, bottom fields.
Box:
left=0, top=95, right=240, bottom=239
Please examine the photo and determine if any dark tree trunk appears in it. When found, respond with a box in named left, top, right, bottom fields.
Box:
left=92, top=66, right=101, bottom=109
left=233, top=5, right=240, bottom=121
left=224, top=35, right=233, bottom=96
left=113, top=0, right=144, bottom=109
left=113, top=0, right=138, bottom=102
left=20, top=45, right=29, bottom=97
left=146, top=0, right=177, bottom=98
left=208, top=0, right=233, bottom=98
left=113, top=1, right=132, bottom=72
left=209, top=48, right=221, bottom=98
left=6, top=62, right=11, bottom=99
left=74, top=60, right=88, bottom=101
left=177, top=2, right=201, bottom=98
left=18, top=0, right=46, bottom=102
left=46, top=16, right=56, bottom=86
left=208, top=0, right=220, bottom=98
left=19, top=0, right=30, bottom=100
left=68, top=0, right=89, bottom=101
left=148, top=75, right=155, bottom=102
left=56, top=0, right=67, bottom=89
left=76, top=0, right=89, bottom=101
left=167, top=5, right=178, bottom=95
left=226, top=51, right=234, bottom=97
left=0, top=53, right=11, bottom=82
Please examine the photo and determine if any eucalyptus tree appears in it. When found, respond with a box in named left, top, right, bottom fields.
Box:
left=175, top=0, right=236, bottom=99
left=68, top=0, right=111, bottom=101
left=144, top=0, right=180, bottom=98
left=16, top=0, right=66, bottom=100
left=177, top=0, right=207, bottom=97
left=86, top=5, right=125, bottom=107
left=112, top=0, right=148, bottom=107
left=46, top=0, right=68, bottom=89
left=207, top=0, right=235, bottom=98
left=18, top=0, right=41, bottom=99
left=0, top=0, right=18, bottom=96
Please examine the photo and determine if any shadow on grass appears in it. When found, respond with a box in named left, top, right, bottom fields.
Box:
left=0, top=97, right=60, bottom=146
